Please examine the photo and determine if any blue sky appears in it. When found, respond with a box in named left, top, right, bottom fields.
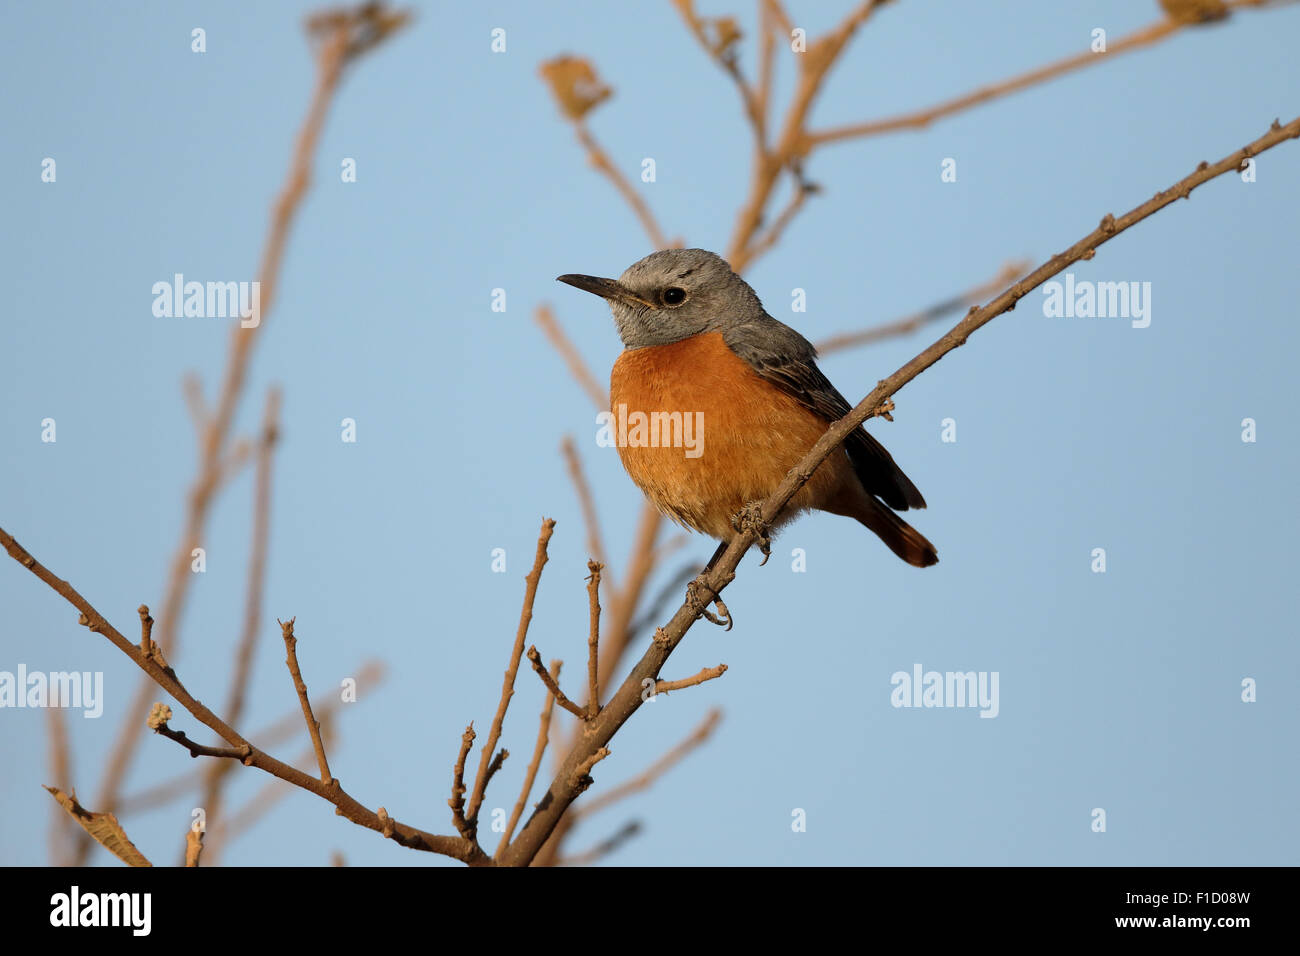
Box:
left=1, top=1, right=1297, bottom=866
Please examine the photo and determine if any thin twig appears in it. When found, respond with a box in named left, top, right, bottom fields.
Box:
left=597, top=504, right=663, bottom=692
left=117, top=661, right=383, bottom=815
left=216, top=440, right=254, bottom=487
left=466, top=518, right=556, bottom=829
left=279, top=617, right=333, bottom=785
left=496, top=659, right=561, bottom=858
left=534, top=502, right=665, bottom=865
left=571, top=747, right=611, bottom=789
left=726, top=0, right=889, bottom=271
left=223, top=388, right=280, bottom=731
left=586, top=561, right=603, bottom=719
left=0, top=525, right=487, bottom=864
left=575, top=123, right=670, bottom=250
left=764, top=0, right=793, bottom=35
left=198, top=387, right=280, bottom=840
left=757, top=0, right=776, bottom=144
left=556, top=820, right=642, bottom=866
left=137, top=605, right=154, bottom=656
left=573, top=708, right=722, bottom=820
left=485, top=748, right=510, bottom=795
left=625, top=563, right=698, bottom=642
left=816, top=261, right=1031, bottom=354
left=742, top=173, right=813, bottom=269
left=449, top=724, right=476, bottom=840
left=153, top=722, right=252, bottom=761
left=807, top=0, right=1295, bottom=148
left=535, top=306, right=608, bottom=410
left=527, top=646, right=588, bottom=720
left=203, top=739, right=321, bottom=866
left=672, top=0, right=766, bottom=147
left=655, top=664, right=728, bottom=696
left=562, top=437, right=609, bottom=575
left=806, top=20, right=1182, bottom=149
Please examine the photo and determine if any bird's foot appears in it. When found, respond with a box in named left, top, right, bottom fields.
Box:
left=732, top=501, right=772, bottom=566
left=686, top=580, right=733, bottom=631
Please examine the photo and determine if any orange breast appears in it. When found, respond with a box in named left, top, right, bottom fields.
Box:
left=608, top=331, right=853, bottom=539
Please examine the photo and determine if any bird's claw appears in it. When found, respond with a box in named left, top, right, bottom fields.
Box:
left=732, top=502, right=772, bottom=566
left=705, top=594, right=733, bottom=631
left=687, top=581, right=733, bottom=631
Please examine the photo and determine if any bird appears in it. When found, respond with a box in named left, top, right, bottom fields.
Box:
left=558, top=248, right=938, bottom=571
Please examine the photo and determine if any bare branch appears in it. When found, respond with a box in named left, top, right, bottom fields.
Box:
left=574, top=708, right=722, bottom=820
left=1, top=526, right=487, bottom=864
left=224, top=389, right=280, bottom=729
left=85, top=6, right=410, bottom=861
left=203, top=739, right=321, bottom=866
left=279, top=617, right=333, bottom=785
left=726, top=0, right=890, bottom=270
left=535, top=52, right=674, bottom=245
left=757, top=0, right=777, bottom=139
left=153, top=718, right=251, bottom=762
left=199, top=387, right=280, bottom=831
left=137, top=605, right=154, bottom=656
left=816, top=260, right=1031, bottom=354
left=571, top=747, right=611, bottom=791
left=575, top=122, right=671, bottom=250
left=625, top=563, right=698, bottom=642
left=557, top=819, right=642, bottom=866
left=805, top=2, right=1299, bottom=151
left=535, top=306, right=608, bottom=410
left=117, top=661, right=384, bottom=815
left=485, top=748, right=510, bottom=793
left=530, top=503, right=665, bottom=867
left=527, top=646, right=588, bottom=720
left=496, top=659, right=561, bottom=858
left=741, top=171, right=815, bottom=270
left=500, top=114, right=1300, bottom=867
left=764, top=0, right=793, bottom=36
left=672, top=0, right=766, bottom=147
left=216, top=439, right=254, bottom=487
left=466, top=518, right=556, bottom=829
left=448, top=724, right=476, bottom=840
left=562, top=437, right=609, bottom=575
left=598, top=504, right=664, bottom=692
left=586, top=561, right=603, bottom=719
left=655, top=664, right=728, bottom=696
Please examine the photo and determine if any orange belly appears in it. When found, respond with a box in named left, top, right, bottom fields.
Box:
left=609, top=331, right=855, bottom=539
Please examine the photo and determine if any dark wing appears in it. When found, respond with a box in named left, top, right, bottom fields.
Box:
left=722, top=318, right=926, bottom=511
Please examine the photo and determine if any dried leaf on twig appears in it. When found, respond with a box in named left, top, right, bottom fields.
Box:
left=540, top=56, right=613, bottom=120
left=44, top=786, right=153, bottom=867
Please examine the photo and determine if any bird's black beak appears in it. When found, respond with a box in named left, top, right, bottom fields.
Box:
left=557, top=274, right=652, bottom=308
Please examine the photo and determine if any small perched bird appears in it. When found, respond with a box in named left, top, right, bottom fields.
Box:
left=558, top=248, right=938, bottom=569
left=1158, top=0, right=1230, bottom=24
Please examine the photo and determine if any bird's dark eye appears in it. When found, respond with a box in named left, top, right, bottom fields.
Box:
left=662, top=287, right=687, bottom=306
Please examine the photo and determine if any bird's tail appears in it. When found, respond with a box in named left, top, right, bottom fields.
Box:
left=853, top=494, right=939, bottom=568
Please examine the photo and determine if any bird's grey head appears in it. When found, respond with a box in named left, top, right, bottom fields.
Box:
left=557, top=248, right=763, bottom=348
